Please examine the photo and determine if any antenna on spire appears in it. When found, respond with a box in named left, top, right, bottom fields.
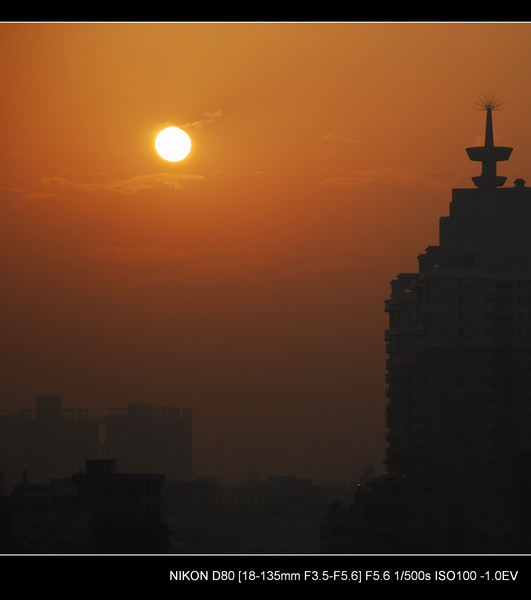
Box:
left=466, top=93, right=512, bottom=188
left=474, top=92, right=505, bottom=112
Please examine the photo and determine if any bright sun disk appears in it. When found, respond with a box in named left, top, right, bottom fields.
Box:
left=155, top=126, right=192, bottom=162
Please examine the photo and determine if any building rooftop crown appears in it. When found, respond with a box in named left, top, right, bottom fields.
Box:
left=465, top=94, right=513, bottom=188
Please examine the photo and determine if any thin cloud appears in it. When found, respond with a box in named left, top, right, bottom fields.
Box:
left=321, top=171, right=378, bottom=189
left=90, top=246, right=190, bottom=263
left=195, top=257, right=277, bottom=272
left=321, top=168, right=458, bottom=190
left=41, top=173, right=205, bottom=194
left=322, top=132, right=361, bottom=145
left=181, top=110, right=224, bottom=132
left=87, top=245, right=279, bottom=283
left=2, top=185, right=57, bottom=200
left=20, top=191, right=58, bottom=200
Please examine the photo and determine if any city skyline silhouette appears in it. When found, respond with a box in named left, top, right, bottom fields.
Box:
left=3, top=95, right=531, bottom=556
left=4, top=22, right=531, bottom=488
left=4, top=24, right=531, bottom=568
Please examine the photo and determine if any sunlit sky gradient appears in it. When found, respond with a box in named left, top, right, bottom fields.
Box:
left=2, top=22, right=531, bottom=484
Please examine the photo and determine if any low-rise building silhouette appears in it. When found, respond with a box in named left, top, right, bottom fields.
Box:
left=162, top=475, right=333, bottom=554
left=0, top=459, right=168, bottom=553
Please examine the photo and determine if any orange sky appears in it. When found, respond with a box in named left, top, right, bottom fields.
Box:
left=2, top=22, right=531, bottom=484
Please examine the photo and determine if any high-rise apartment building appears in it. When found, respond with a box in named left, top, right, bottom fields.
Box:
left=385, top=98, right=531, bottom=478
left=322, top=100, right=531, bottom=553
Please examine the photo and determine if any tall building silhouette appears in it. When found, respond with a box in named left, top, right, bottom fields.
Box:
left=386, top=101, right=531, bottom=470
left=385, top=97, right=531, bottom=476
left=366, top=98, right=531, bottom=552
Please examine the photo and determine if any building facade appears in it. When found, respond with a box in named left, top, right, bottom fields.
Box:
left=379, top=99, right=531, bottom=552
left=321, top=100, right=531, bottom=553
left=385, top=99, right=531, bottom=478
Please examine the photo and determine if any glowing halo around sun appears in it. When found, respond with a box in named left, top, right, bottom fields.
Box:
left=155, top=126, right=192, bottom=161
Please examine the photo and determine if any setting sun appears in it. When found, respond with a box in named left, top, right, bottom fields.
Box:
left=155, top=126, right=191, bottom=161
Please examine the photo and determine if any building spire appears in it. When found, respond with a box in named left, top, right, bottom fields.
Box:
left=465, top=94, right=513, bottom=188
